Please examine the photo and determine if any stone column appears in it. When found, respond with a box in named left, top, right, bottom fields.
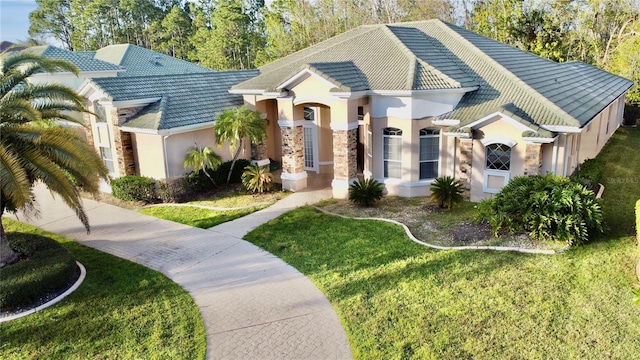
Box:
left=457, top=138, right=473, bottom=200
left=524, top=143, right=543, bottom=176
left=251, top=140, right=268, bottom=160
left=82, top=110, right=95, bottom=149
left=111, top=107, right=139, bottom=177
left=280, top=125, right=307, bottom=191
left=332, top=126, right=358, bottom=199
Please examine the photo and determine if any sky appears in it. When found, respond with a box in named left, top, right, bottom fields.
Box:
left=1, top=0, right=38, bottom=43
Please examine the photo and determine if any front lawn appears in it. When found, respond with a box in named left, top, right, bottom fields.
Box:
left=140, top=205, right=268, bottom=228
left=244, top=128, right=640, bottom=359
left=139, top=187, right=287, bottom=228
left=0, top=219, right=206, bottom=359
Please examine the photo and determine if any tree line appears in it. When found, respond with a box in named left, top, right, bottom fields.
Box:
left=28, top=0, right=639, bottom=103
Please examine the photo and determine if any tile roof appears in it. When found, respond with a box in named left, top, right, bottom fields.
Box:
left=234, top=19, right=633, bottom=134
left=93, top=44, right=214, bottom=76
left=22, top=46, right=122, bottom=72
left=89, top=70, right=259, bottom=130
left=234, top=24, right=476, bottom=92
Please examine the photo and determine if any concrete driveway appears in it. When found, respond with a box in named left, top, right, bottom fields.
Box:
left=9, top=184, right=352, bottom=359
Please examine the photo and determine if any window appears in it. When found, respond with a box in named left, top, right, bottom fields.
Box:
left=95, top=102, right=107, bottom=123
left=485, top=143, right=511, bottom=171
left=383, top=127, right=402, bottom=178
left=303, top=106, right=315, bottom=121
left=357, top=106, right=364, bottom=121
left=419, top=128, right=439, bottom=179
left=100, top=147, right=115, bottom=174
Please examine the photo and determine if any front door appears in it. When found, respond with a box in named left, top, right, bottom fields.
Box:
left=303, top=106, right=319, bottom=172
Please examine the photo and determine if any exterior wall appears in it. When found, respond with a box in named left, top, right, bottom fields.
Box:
left=370, top=92, right=465, bottom=119
left=577, top=96, right=625, bottom=165
left=469, top=118, right=527, bottom=202
left=369, top=115, right=446, bottom=197
left=540, top=142, right=555, bottom=175
left=131, top=133, right=166, bottom=179
left=165, top=127, right=239, bottom=179
left=289, top=75, right=335, bottom=100
left=318, top=106, right=333, bottom=173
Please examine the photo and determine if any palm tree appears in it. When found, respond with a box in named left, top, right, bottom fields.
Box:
left=0, top=52, right=109, bottom=267
left=183, top=144, right=222, bottom=186
left=214, top=105, right=266, bottom=184
left=429, top=176, right=465, bottom=210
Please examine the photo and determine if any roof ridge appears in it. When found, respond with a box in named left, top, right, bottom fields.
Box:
left=435, top=21, right=580, bottom=127
left=380, top=25, right=419, bottom=90
left=258, top=26, right=380, bottom=73
left=384, top=24, right=464, bottom=89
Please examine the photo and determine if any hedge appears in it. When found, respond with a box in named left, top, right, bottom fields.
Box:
left=111, top=175, right=156, bottom=203
left=0, top=232, right=77, bottom=310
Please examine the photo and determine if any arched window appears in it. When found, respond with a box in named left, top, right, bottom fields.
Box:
left=383, top=127, right=402, bottom=178
left=485, top=143, right=511, bottom=171
left=303, top=106, right=315, bottom=121
left=419, top=128, right=440, bottom=179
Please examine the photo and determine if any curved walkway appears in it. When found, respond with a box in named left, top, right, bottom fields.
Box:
left=10, top=184, right=351, bottom=360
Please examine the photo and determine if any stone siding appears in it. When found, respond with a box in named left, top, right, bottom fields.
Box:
left=82, top=110, right=94, bottom=148
left=252, top=140, right=268, bottom=160
left=110, top=107, right=141, bottom=176
left=458, top=138, right=473, bottom=199
left=333, top=128, right=358, bottom=180
left=281, top=126, right=304, bottom=174
left=524, top=143, right=542, bottom=176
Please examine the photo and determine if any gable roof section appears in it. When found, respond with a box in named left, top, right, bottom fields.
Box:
left=93, top=44, right=214, bottom=77
left=89, top=70, right=259, bottom=131
left=22, top=46, right=122, bottom=72
left=233, top=24, right=476, bottom=93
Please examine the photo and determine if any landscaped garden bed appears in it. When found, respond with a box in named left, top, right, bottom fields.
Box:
left=316, top=198, right=564, bottom=251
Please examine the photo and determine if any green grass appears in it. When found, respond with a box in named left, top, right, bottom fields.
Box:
left=0, top=219, right=206, bottom=360
left=244, top=128, right=640, bottom=359
left=189, top=188, right=287, bottom=208
left=140, top=205, right=268, bottom=228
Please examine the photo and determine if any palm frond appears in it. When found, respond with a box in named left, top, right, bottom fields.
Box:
left=0, top=143, right=33, bottom=211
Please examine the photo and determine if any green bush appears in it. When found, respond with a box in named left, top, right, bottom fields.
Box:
left=0, top=232, right=77, bottom=310
left=157, top=177, right=192, bottom=203
left=213, top=159, right=251, bottom=185
left=111, top=175, right=156, bottom=203
left=242, top=164, right=273, bottom=193
left=572, top=158, right=606, bottom=191
left=349, top=178, right=384, bottom=207
left=430, top=176, right=465, bottom=210
left=475, top=174, right=604, bottom=246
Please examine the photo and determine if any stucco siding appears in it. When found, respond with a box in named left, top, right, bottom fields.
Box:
left=131, top=133, right=166, bottom=179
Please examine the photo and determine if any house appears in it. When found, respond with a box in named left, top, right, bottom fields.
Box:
left=230, top=19, right=633, bottom=201
left=78, top=70, right=258, bottom=180
left=17, top=44, right=257, bottom=188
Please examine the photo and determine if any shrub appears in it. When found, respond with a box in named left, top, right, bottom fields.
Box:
left=111, top=175, right=156, bottom=203
left=213, top=159, right=251, bottom=185
left=157, top=177, right=192, bottom=203
left=242, top=164, right=273, bottom=193
left=0, top=232, right=77, bottom=310
left=349, top=178, right=384, bottom=207
left=430, top=176, right=465, bottom=210
left=572, top=158, right=606, bottom=191
left=475, top=174, right=604, bottom=246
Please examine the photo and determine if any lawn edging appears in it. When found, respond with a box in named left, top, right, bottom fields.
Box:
left=314, top=206, right=569, bottom=255
left=0, top=261, right=86, bottom=323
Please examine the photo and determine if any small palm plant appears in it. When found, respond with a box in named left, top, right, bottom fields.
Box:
left=430, top=176, right=465, bottom=210
left=242, top=164, right=273, bottom=193
left=183, top=144, right=222, bottom=186
left=349, top=178, right=384, bottom=207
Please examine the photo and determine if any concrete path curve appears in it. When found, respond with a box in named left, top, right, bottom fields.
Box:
left=9, top=184, right=352, bottom=360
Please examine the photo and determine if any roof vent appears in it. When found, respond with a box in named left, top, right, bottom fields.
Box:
left=150, top=55, right=161, bottom=66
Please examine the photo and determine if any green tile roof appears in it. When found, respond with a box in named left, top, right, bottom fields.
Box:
left=22, top=46, right=122, bottom=72
left=234, top=19, right=633, bottom=133
left=93, top=44, right=214, bottom=77
left=233, top=24, right=476, bottom=92
left=89, top=70, right=259, bottom=130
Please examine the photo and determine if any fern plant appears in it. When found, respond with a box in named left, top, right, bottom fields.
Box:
left=242, top=164, right=273, bottom=193
left=349, top=178, right=384, bottom=207
left=430, top=176, right=465, bottom=210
